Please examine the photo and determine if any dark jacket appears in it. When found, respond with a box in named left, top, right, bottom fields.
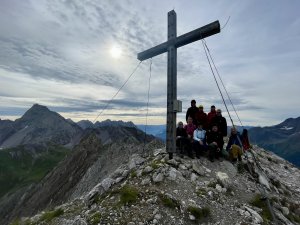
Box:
left=212, top=115, right=227, bottom=137
left=176, top=127, right=187, bottom=138
left=206, top=130, right=224, bottom=149
left=226, top=133, right=242, bottom=151
left=186, top=106, right=199, bottom=124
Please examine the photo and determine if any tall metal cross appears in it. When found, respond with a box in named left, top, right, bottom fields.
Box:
left=137, top=10, right=220, bottom=158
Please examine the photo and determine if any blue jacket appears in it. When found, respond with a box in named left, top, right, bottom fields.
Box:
left=226, top=133, right=242, bottom=151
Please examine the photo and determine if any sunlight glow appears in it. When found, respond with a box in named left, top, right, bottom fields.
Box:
left=110, top=46, right=122, bottom=58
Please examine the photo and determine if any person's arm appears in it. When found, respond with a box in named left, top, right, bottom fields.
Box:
left=206, top=132, right=211, bottom=144
left=223, top=118, right=227, bottom=136
left=226, top=136, right=232, bottom=151
left=186, top=108, right=190, bottom=122
left=193, top=130, right=199, bottom=141
left=183, top=129, right=188, bottom=138
left=218, top=134, right=224, bottom=149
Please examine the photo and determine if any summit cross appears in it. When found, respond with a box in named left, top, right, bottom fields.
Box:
left=137, top=10, right=220, bottom=158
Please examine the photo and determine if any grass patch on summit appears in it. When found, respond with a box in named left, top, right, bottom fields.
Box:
left=88, top=212, right=101, bottom=225
left=40, top=208, right=64, bottom=222
left=118, top=185, right=139, bottom=205
left=187, top=206, right=211, bottom=220
left=159, top=194, right=180, bottom=209
left=249, top=194, right=272, bottom=222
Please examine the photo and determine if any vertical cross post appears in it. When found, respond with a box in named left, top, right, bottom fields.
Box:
left=137, top=10, right=220, bottom=159
left=167, top=10, right=177, bottom=158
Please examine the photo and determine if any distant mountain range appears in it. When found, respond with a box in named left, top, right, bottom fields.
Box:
left=136, top=124, right=166, bottom=141
left=249, top=117, right=300, bottom=167
left=0, top=104, right=158, bottom=202
left=0, top=104, right=82, bottom=149
left=0, top=104, right=153, bottom=150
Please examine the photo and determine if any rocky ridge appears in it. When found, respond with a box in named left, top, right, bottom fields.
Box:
left=13, top=146, right=300, bottom=225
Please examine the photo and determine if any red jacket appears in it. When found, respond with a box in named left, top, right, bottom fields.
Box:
left=207, top=111, right=216, bottom=128
left=195, top=111, right=207, bottom=129
left=184, top=124, right=196, bottom=137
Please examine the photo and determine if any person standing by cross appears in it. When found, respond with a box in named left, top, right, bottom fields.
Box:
left=207, top=105, right=217, bottom=129
left=186, top=99, right=198, bottom=125
left=212, top=109, right=227, bottom=137
left=195, top=105, right=207, bottom=129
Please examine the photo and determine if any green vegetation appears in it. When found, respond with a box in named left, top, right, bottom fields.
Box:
left=40, top=208, right=64, bottom=222
left=187, top=206, right=210, bottom=220
left=0, top=145, right=70, bottom=198
left=159, top=194, right=180, bottom=209
left=10, top=219, right=21, bottom=225
left=196, top=188, right=207, bottom=196
left=207, top=180, right=224, bottom=188
left=150, top=160, right=161, bottom=170
left=249, top=194, right=272, bottom=222
left=88, top=212, right=101, bottom=225
left=130, top=170, right=137, bottom=178
left=207, top=181, right=218, bottom=188
left=270, top=179, right=281, bottom=188
left=119, top=185, right=139, bottom=205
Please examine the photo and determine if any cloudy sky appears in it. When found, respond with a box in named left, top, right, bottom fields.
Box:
left=0, top=0, right=299, bottom=126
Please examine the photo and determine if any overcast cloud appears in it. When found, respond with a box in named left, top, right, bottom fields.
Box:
left=0, top=0, right=299, bottom=126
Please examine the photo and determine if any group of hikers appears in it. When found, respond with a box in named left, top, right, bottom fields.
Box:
left=176, top=99, right=250, bottom=162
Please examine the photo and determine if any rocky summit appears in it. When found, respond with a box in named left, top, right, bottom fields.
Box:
left=10, top=145, right=300, bottom=225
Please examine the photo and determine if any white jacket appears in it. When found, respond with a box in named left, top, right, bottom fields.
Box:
left=193, top=129, right=206, bottom=141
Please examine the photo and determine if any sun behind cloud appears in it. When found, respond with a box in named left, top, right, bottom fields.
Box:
left=110, top=46, right=122, bottom=58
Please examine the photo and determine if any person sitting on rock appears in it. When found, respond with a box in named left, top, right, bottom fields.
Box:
left=206, top=124, right=224, bottom=162
left=195, top=105, right=208, bottom=130
left=226, top=127, right=243, bottom=162
left=184, top=116, right=196, bottom=158
left=241, top=129, right=251, bottom=151
left=176, top=121, right=189, bottom=157
left=193, top=123, right=207, bottom=159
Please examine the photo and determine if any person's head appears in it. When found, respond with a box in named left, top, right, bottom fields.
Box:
left=187, top=116, right=193, bottom=124
left=211, top=105, right=216, bottom=112
left=191, top=99, right=196, bottom=107
left=242, top=129, right=248, bottom=137
left=212, top=124, right=218, bottom=132
left=178, top=121, right=184, bottom=128
left=198, top=105, right=204, bottom=112
left=216, top=109, right=222, bottom=116
left=197, top=123, right=203, bottom=130
left=231, top=127, right=237, bottom=135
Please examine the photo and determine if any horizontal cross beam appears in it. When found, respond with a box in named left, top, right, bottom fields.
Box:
left=137, top=20, right=220, bottom=61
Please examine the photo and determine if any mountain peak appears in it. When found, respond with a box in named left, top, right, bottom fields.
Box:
left=29, top=103, right=50, bottom=112
left=21, top=104, right=51, bottom=119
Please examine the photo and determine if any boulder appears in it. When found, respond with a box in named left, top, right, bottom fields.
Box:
left=216, top=172, right=231, bottom=188
left=152, top=173, right=164, bottom=183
